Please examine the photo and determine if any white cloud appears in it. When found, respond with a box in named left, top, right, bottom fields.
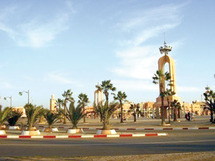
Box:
left=44, top=72, right=76, bottom=85
left=17, top=13, right=69, bottom=48
left=0, top=80, right=13, bottom=89
left=112, top=3, right=184, bottom=80
left=43, top=71, right=84, bottom=88
left=65, top=0, right=76, bottom=13
left=113, top=45, right=160, bottom=79
left=113, top=79, right=202, bottom=92
left=112, top=80, right=157, bottom=91
left=116, top=3, right=184, bottom=33
left=177, top=86, right=202, bottom=92
left=133, top=23, right=179, bottom=46
left=0, top=5, right=71, bottom=48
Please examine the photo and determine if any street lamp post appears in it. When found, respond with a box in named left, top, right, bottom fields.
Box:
left=19, top=90, right=30, bottom=104
left=4, top=96, right=12, bottom=107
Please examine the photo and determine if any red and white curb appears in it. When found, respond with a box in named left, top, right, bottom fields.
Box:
left=0, top=133, right=167, bottom=139
left=85, top=127, right=215, bottom=130
left=37, top=126, right=215, bottom=131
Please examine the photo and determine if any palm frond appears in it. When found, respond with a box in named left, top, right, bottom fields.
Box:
left=24, top=104, right=44, bottom=130
left=63, top=102, right=86, bottom=129
left=0, top=107, right=11, bottom=125
left=7, top=110, right=22, bottom=126
left=43, top=110, right=60, bottom=127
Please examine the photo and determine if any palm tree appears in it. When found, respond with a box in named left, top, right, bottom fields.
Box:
left=114, top=91, right=127, bottom=123
left=56, top=98, right=63, bottom=122
left=94, top=80, right=119, bottom=131
left=78, top=93, right=89, bottom=123
left=153, top=70, right=175, bottom=125
left=43, top=110, right=60, bottom=132
left=170, top=100, right=181, bottom=122
left=0, top=107, right=11, bottom=129
left=94, top=101, right=118, bottom=130
left=62, top=89, right=74, bottom=124
left=203, top=88, right=215, bottom=122
left=62, top=102, right=85, bottom=129
left=56, top=98, right=63, bottom=111
left=24, top=104, right=44, bottom=131
left=96, top=80, right=116, bottom=106
left=129, top=104, right=137, bottom=122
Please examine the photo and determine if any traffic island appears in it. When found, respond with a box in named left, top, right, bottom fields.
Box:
left=67, top=128, right=84, bottom=134
left=20, top=130, right=41, bottom=136
left=96, top=129, right=117, bottom=135
left=42, top=127, right=59, bottom=132
left=8, top=126, right=20, bottom=130
left=0, top=130, right=6, bottom=135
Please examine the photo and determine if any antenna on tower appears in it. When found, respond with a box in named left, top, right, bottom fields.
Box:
left=164, top=32, right=166, bottom=43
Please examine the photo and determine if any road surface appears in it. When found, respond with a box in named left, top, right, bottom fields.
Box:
left=0, top=130, right=215, bottom=157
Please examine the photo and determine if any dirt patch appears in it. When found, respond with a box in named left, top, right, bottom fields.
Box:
left=1, top=151, right=215, bottom=161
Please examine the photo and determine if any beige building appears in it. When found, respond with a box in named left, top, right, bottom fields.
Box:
left=182, top=101, right=206, bottom=116
left=143, top=102, right=155, bottom=118
left=85, top=106, right=95, bottom=117
left=113, top=102, right=132, bottom=119
left=12, top=106, right=26, bottom=117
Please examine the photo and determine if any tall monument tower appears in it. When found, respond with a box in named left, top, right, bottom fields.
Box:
left=50, top=94, right=57, bottom=112
left=154, top=42, right=181, bottom=118
left=94, top=85, right=103, bottom=106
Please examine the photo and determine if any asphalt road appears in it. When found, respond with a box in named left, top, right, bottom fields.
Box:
left=0, top=130, right=215, bottom=157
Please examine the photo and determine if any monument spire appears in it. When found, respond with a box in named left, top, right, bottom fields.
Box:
left=155, top=42, right=181, bottom=119
left=159, top=41, right=172, bottom=55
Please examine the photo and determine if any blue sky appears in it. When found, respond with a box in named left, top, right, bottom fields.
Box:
left=0, top=0, right=215, bottom=108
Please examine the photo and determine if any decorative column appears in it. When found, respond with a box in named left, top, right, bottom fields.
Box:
left=94, top=88, right=103, bottom=106
left=155, top=42, right=181, bottom=118
left=50, top=94, right=57, bottom=112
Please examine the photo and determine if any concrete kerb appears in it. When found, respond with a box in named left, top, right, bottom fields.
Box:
left=36, top=126, right=215, bottom=131
left=0, top=133, right=168, bottom=139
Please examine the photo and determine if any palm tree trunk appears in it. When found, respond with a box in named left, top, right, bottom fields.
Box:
left=167, top=98, right=170, bottom=124
left=103, top=121, right=110, bottom=130
left=105, top=93, right=109, bottom=106
left=134, top=112, right=136, bottom=122
left=63, top=106, right=66, bottom=124
left=161, top=96, right=165, bottom=125
left=28, top=124, right=34, bottom=131
left=83, top=107, right=86, bottom=123
left=28, top=120, right=32, bottom=131
left=160, top=83, right=165, bottom=126
left=59, top=105, right=63, bottom=123
left=120, top=102, right=123, bottom=123
left=174, top=108, right=178, bottom=121
left=72, top=124, right=78, bottom=129
left=210, top=109, right=213, bottom=122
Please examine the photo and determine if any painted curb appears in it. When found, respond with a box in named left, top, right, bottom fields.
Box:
left=36, top=126, right=215, bottom=131
left=0, top=133, right=167, bottom=139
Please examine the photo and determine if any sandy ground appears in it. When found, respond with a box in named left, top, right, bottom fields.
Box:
left=1, top=152, right=215, bottom=161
